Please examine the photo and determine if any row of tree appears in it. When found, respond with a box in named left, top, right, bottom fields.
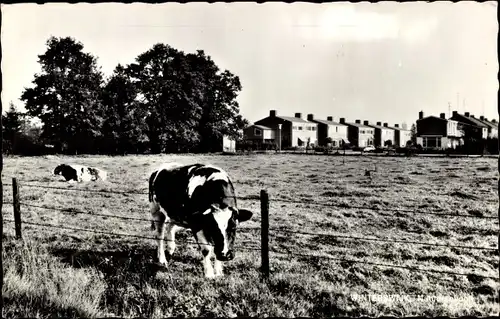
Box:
left=3, top=36, right=248, bottom=155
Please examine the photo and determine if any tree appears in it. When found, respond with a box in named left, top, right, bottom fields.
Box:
left=410, top=123, right=417, bottom=144
left=384, top=139, right=393, bottom=147
left=2, top=102, right=24, bottom=154
left=20, top=36, right=105, bottom=154
left=100, top=64, right=148, bottom=154
left=188, top=51, right=248, bottom=152
left=127, top=44, right=203, bottom=153
left=127, top=46, right=248, bottom=153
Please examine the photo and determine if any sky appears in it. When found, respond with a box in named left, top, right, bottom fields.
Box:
left=1, top=2, right=498, bottom=127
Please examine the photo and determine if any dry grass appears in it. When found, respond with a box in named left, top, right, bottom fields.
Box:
left=2, top=153, right=499, bottom=317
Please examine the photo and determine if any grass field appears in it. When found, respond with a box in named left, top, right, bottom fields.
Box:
left=2, top=153, right=499, bottom=317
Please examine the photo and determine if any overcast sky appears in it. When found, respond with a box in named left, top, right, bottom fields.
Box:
left=1, top=2, right=498, bottom=126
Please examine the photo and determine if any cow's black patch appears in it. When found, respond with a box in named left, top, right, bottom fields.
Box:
left=54, top=164, right=78, bottom=182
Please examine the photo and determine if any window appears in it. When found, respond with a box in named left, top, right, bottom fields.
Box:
left=307, top=126, right=312, bottom=131
left=254, top=128, right=262, bottom=136
left=312, top=127, right=316, bottom=131
left=360, top=130, right=365, bottom=134
left=293, top=126, right=297, bottom=130
left=336, top=127, right=338, bottom=133
left=423, top=137, right=442, bottom=148
left=298, top=126, right=303, bottom=130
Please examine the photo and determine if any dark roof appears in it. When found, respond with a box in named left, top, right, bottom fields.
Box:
left=255, top=115, right=312, bottom=124
left=451, top=114, right=488, bottom=128
left=386, top=125, right=410, bottom=131
left=311, top=119, right=346, bottom=126
left=251, top=124, right=272, bottom=130
left=276, top=115, right=312, bottom=124
left=367, top=123, right=395, bottom=130
left=344, top=122, right=372, bottom=129
left=417, top=115, right=447, bottom=122
left=476, top=118, right=498, bottom=129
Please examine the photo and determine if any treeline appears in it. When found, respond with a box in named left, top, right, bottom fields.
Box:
left=2, top=36, right=248, bottom=155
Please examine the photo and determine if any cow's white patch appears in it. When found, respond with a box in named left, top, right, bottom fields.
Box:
left=188, top=175, right=207, bottom=198
left=206, top=171, right=228, bottom=183
left=212, top=207, right=232, bottom=254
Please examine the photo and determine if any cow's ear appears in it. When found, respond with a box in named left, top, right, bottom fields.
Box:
left=237, top=209, right=253, bottom=223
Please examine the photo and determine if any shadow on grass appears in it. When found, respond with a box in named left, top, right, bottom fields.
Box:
left=50, top=244, right=202, bottom=316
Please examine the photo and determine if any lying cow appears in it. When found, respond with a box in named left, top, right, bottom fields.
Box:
left=53, top=164, right=108, bottom=182
left=148, top=163, right=253, bottom=278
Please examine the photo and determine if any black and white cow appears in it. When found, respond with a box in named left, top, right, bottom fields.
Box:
left=148, top=163, right=253, bottom=278
left=54, top=164, right=108, bottom=182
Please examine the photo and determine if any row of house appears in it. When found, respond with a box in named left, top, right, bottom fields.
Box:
left=416, top=111, right=498, bottom=150
left=243, top=110, right=412, bottom=149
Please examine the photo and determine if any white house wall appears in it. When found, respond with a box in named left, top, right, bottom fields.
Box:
left=327, top=124, right=348, bottom=142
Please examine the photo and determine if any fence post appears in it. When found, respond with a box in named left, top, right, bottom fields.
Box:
left=12, top=178, right=22, bottom=239
left=260, top=189, right=269, bottom=279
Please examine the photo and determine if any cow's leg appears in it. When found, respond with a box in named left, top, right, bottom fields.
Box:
left=165, top=224, right=180, bottom=258
left=214, top=259, right=224, bottom=277
left=151, top=202, right=168, bottom=266
left=195, top=231, right=215, bottom=278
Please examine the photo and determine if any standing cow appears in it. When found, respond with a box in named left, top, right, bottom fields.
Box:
left=148, top=163, right=253, bottom=278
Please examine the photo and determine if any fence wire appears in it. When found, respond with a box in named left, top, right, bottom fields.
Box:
left=271, top=250, right=498, bottom=280
left=3, top=179, right=499, bottom=284
left=268, top=227, right=498, bottom=251
left=3, top=218, right=496, bottom=282
left=18, top=203, right=497, bottom=252
left=5, top=181, right=497, bottom=220
left=4, top=182, right=258, bottom=201
left=2, top=219, right=261, bottom=251
left=273, top=198, right=499, bottom=220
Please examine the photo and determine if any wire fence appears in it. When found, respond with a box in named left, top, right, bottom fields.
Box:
left=2, top=178, right=499, bottom=283
left=3, top=182, right=497, bottom=220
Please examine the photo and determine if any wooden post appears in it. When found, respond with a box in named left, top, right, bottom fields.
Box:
left=12, top=178, right=22, bottom=239
left=260, top=189, right=269, bottom=279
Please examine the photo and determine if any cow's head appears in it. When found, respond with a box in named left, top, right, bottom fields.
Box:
left=195, top=204, right=253, bottom=261
left=53, top=164, right=67, bottom=176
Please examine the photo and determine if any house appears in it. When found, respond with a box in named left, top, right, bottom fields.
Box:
left=222, top=135, right=237, bottom=153
left=449, top=111, right=488, bottom=140
left=341, top=119, right=375, bottom=148
left=367, top=122, right=395, bottom=147
left=477, top=116, right=498, bottom=138
left=306, top=114, right=348, bottom=147
left=254, top=110, right=317, bottom=148
left=416, top=111, right=463, bottom=149
left=387, top=124, right=412, bottom=147
left=243, top=124, right=276, bottom=146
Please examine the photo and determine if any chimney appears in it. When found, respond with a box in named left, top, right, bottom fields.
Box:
left=376, top=121, right=382, bottom=126
left=470, top=114, right=475, bottom=118
left=419, top=111, right=424, bottom=120
left=355, top=119, right=361, bottom=124
left=383, top=123, right=388, bottom=127
left=492, top=119, right=497, bottom=123
left=363, top=120, right=369, bottom=125
left=480, top=115, right=485, bottom=121
left=395, top=124, right=399, bottom=128
left=270, top=110, right=276, bottom=117
left=452, top=111, right=458, bottom=117
left=339, top=118, right=346, bottom=124
left=307, top=114, right=314, bottom=121
left=295, top=113, right=302, bottom=119
left=440, top=113, right=446, bottom=119
left=464, top=112, right=470, bottom=117
left=327, top=116, right=333, bottom=121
